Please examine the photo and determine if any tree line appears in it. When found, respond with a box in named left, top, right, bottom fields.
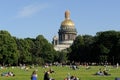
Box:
left=0, top=30, right=58, bottom=65
left=68, top=30, right=120, bottom=65
left=0, top=30, right=120, bottom=65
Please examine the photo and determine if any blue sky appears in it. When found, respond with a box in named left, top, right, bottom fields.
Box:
left=0, top=0, right=120, bottom=42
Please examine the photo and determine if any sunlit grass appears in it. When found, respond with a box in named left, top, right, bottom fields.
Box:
left=0, top=65, right=120, bottom=80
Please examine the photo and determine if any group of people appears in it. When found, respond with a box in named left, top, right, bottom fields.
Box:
left=31, top=69, right=79, bottom=80
left=31, top=69, right=55, bottom=80
left=64, top=75, right=79, bottom=80
left=95, top=68, right=111, bottom=76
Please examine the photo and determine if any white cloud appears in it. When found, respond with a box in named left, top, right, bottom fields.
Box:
left=16, top=3, right=48, bottom=18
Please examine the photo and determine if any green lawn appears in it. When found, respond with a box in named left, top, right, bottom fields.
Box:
left=0, top=65, right=120, bottom=80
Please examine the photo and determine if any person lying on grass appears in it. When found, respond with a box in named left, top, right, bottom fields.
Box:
left=1, top=71, right=15, bottom=77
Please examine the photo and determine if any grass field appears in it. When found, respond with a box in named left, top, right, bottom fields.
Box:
left=0, top=65, right=120, bottom=80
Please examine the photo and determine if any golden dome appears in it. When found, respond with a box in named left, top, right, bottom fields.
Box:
left=61, top=19, right=75, bottom=27
left=61, top=10, right=75, bottom=27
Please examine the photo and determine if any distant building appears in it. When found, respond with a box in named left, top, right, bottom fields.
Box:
left=52, top=10, right=77, bottom=51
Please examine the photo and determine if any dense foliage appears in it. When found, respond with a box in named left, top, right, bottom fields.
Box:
left=0, top=31, right=19, bottom=65
left=0, top=30, right=120, bottom=65
left=68, top=30, right=120, bottom=64
left=0, top=30, right=57, bottom=65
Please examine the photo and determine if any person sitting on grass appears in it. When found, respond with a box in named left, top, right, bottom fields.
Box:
left=103, top=70, right=111, bottom=76
left=44, top=70, right=55, bottom=80
left=64, top=74, right=79, bottom=80
left=70, top=75, right=79, bottom=80
left=95, top=68, right=104, bottom=76
left=95, top=68, right=111, bottom=76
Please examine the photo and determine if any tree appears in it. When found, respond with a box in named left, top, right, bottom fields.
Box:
left=25, top=38, right=35, bottom=64
left=99, top=44, right=110, bottom=63
left=82, top=35, right=94, bottom=62
left=93, top=30, right=118, bottom=63
left=68, top=35, right=84, bottom=62
left=34, top=35, right=55, bottom=64
left=54, top=51, right=68, bottom=63
left=0, top=30, right=19, bottom=65
left=15, top=38, right=32, bottom=64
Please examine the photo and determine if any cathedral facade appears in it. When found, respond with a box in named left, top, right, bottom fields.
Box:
left=52, top=10, right=77, bottom=51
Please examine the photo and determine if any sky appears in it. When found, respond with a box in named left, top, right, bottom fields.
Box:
left=0, top=0, right=120, bottom=42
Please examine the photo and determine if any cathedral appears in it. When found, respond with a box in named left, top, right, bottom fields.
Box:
left=52, top=10, right=77, bottom=51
